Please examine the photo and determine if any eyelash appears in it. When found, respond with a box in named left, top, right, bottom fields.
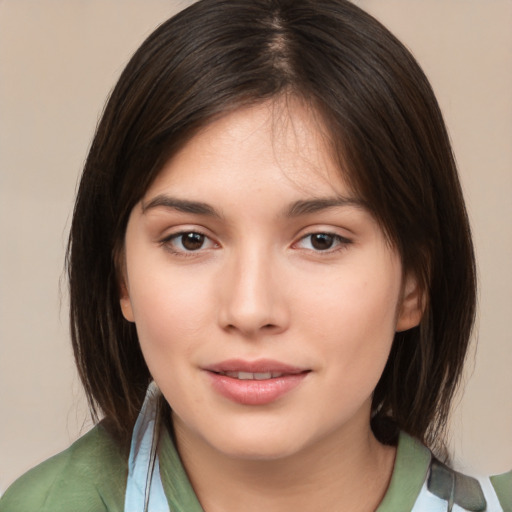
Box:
left=161, top=230, right=352, bottom=256
left=295, top=232, right=353, bottom=253
left=161, top=230, right=217, bottom=257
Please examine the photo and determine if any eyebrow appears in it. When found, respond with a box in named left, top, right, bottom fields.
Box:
left=285, top=196, right=366, bottom=217
left=141, top=194, right=366, bottom=218
left=141, top=195, right=222, bottom=218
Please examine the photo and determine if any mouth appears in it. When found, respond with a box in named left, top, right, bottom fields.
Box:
left=214, top=371, right=292, bottom=380
left=203, top=359, right=310, bottom=405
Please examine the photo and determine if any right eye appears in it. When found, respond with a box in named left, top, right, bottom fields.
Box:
left=162, top=231, right=217, bottom=254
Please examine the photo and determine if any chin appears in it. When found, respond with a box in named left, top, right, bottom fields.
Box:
left=214, top=435, right=306, bottom=462
left=199, top=417, right=325, bottom=462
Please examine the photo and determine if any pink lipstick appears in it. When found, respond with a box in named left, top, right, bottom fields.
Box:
left=203, top=359, right=310, bottom=405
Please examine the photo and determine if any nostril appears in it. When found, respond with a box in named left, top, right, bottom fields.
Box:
left=223, top=322, right=280, bottom=335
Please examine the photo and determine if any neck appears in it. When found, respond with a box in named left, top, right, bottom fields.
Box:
left=173, top=415, right=396, bottom=512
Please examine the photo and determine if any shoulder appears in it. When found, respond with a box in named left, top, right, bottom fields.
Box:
left=425, top=460, right=512, bottom=512
left=490, top=469, right=512, bottom=511
left=0, top=423, right=128, bottom=512
left=418, top=447, right=512, bottom=512
left=379, top=432, right=512, bottom=512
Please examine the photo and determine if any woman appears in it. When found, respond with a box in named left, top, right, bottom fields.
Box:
left=1, top=0, right=510, bottom=510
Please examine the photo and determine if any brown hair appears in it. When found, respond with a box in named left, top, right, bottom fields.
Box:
left=67, top=0, right=476, bottom=456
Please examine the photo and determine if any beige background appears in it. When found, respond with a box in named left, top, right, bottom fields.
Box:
left=1, top=0, right=511, bottom=493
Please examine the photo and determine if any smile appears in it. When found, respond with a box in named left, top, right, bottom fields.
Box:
left=216, top=371, right=287, bottom=380
left=204, top=359, right=310, bottom=405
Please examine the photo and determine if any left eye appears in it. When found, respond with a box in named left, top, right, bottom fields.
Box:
left=164, top=231, right=216, bottom=252
left=296, top=233, right=350, bottom=251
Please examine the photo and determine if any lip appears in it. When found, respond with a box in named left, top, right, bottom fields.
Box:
left=203, top=359, right=310, bottom=406
left=204, top=358, right=307, bottom=374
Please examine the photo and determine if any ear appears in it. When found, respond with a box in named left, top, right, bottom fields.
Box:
left=117, top=249, right=135, bottom=323
left=396, top=273, right=424, bottom=332
left=119, top=279, right=135, bottom=323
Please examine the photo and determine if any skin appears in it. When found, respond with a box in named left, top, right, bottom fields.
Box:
left=120, top=98, right=422, bottom=512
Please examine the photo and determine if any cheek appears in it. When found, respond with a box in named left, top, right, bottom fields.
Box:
left=127, top=264, right=213, bottom=362
left=295, top=257, right=401, bottom=380
left=299, top=264, right=401, bottom=337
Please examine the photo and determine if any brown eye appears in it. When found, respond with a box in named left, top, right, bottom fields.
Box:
left=180, top=232, right=205, bottom=251
left=164, top=231, right=215, bottom=254
left=295, top=232, right=352, bottom=253
left=310, top=233, right=335, bottom=250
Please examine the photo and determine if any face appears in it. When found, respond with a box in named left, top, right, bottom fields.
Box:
left=120, top=100, right=421, bottom=461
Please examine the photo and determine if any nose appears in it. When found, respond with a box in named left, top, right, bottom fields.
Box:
left=217, top=246, right=289, bottom=338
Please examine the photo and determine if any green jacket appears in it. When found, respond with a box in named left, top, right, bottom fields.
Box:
left=1, top=424, right=510, bottom=511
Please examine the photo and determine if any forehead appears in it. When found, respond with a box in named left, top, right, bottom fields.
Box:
left=144, top=98, right=355, bottom=202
